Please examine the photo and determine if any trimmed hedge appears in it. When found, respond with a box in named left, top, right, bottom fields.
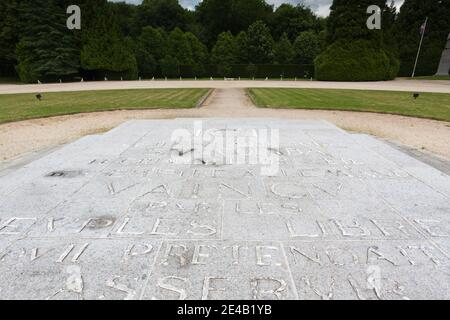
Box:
left=25, top=64, right=316, bottom=82
left=143, top=64, right=315, bottom=79
left=314, top=40, right=400, bottom=81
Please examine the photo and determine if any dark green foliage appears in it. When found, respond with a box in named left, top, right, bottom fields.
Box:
left=80, top=2, right=137, bottom=79
left=274, top=33, right=295, bottom=64
left=109, top=1, right=139, bottom=37
left=246, top=21, right=274, bottom=64
left=246, top=64, right=258, bottom=78
left=1, top=0, right=327, bottom=81
left=135, top=27, right=167, bottom=75
left=167, top=28, right=194, bottom=65
left=15, top=0, right=80, bottom=83
left=160, top=56, right=180, bottom=77
left=315, top=0, right=400, bottom=81
left=137, top=0, right=188, bottom=32
left=0, top=0, right=20, bottom=76
left=230, top=0, right=273, bottom=36
left=293, top=31, right=321, bottom=64
left=235, top=32, right=250, bottom=64
left=315, top=40, right=398, bottom=81
left=231, top=64, right=314, bottom=78
left=211, top=32, right=238, bottom=76
left=394, top=0, right=450, bottom=76
left=9, top=0, right=445, bottom=82
left=186, top=32, right=209, bottom=75
left=196, top=0, right=272, bottom=46
left=269, top=4, right=321, bottom=42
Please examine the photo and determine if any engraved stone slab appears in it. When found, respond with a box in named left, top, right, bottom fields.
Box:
left=0, top=118, right=449, bottom=300
left=0, top=239, right=161, bottom=300
left=143, top=241, right=297, bottom=300
left=285, top=240, right=450, bottom=300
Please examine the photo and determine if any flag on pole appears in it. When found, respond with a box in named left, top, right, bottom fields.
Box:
left=420, top=19, right=427, bottom=35
left=412, top=17, right=429, bottom=78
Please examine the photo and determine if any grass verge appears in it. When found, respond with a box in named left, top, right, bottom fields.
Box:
left=408, top=76, right=450, bottom=80
left=248, top=88, right=450, bottom=122
left=0, top=88, right=209, bottom=124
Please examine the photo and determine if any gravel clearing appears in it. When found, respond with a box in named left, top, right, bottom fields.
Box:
left=0, top=85, right=449, bottom=165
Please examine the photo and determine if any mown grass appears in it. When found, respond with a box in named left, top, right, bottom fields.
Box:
left=409, top=75, right=450, bottom=80
left=248, top=88, right=450, bottom=121
left=0, top=88, right=210, bottom=124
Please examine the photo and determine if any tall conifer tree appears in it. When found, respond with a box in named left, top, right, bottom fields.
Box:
left=15, top=0, right=80, bottom=82
left=315, top=0, right=399, bottom=81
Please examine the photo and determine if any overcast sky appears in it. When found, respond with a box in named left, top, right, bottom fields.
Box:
left=110, top=0, right=405, bottom=17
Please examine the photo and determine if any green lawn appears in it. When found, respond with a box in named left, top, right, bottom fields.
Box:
left=248, top=88, right=450, bottom=122
left=409, top=75, right=450, bottom=80
left=0, top=88, right=210, bottom=124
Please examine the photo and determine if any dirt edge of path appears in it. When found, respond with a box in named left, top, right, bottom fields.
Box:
left=0, top=88, right=449, bottom=170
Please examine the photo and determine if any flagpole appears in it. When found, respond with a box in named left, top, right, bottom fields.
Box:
left=412, top=17, right=428, bottom=78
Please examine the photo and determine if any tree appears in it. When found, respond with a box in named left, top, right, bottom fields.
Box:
left=137, top=0, right=189, bottom=32
left=211, top=32, right=238, bottom=76
left=196, top=0, right=272, bottom=46
left=135, top=27, right=167, bottom=75
left=196, top=0, right=234, bottom=46
left=246, top=21, right=274, bottom=64
left=80, top=3, right=137, bottom=79
left=235, top=31, right=250, bottom=63
left=293, top=31, right=321, bottom=64
left=0, top=0, right=20, bottom=76
left=394, top=0, right=450, bottom=76
left=109, top=1, right=139, bottom=37
left=2, top=0, right=343, bottom=82
left=231, top=0, right=273, bottom=34
left=274, top=33, right=295, bottom=64
left=160, top=55, right=180, bottom=78
left=269, top=4, right=320, bottom=42
left=186, top=32, right=209, bottom=75
left=15, top=0, right=80, bottom=82
left=315, top=0, right=399, bottom=81
left=167, top=28, right=194, bottom=65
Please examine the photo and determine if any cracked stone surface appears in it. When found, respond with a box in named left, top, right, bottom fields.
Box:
left=0, top=118, right=449, bottom=300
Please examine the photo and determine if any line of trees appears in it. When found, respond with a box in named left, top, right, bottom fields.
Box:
left=0, top=0, right=448, bottom=83
left=0, top=0, right=324, bottom=82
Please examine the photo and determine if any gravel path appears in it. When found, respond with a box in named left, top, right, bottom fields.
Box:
left=1, top=88, right=449, bottom=165
left=1, top=79, right=450, bottom=94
